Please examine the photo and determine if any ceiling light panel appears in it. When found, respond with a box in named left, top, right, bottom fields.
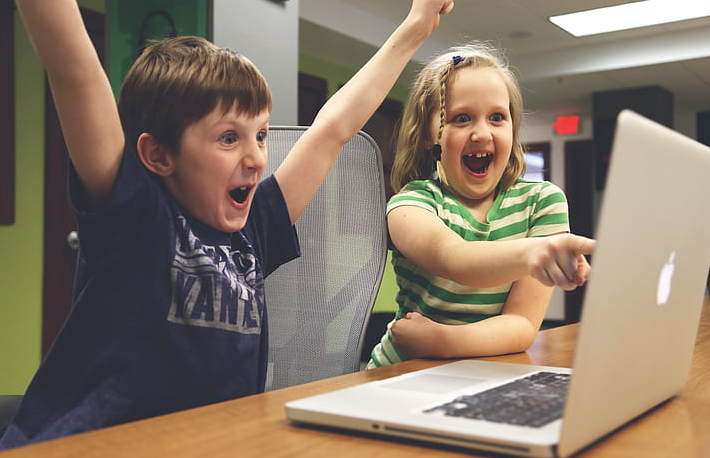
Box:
left=549, top=0, right=710, bottom=37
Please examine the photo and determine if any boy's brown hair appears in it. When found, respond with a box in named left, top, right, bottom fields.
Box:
left=118, top=36, right=272, bottom=155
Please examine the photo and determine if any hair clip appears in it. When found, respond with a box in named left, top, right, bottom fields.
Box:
left=452, top=55, right=463, bottom=65
left=428, top=144, right=442, bottom=161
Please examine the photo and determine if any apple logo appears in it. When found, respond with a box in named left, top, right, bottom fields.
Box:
left=656, top=251, right=676, bottom=306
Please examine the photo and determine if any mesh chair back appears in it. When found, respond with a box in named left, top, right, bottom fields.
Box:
left=263, top=127, right=387, bottom=390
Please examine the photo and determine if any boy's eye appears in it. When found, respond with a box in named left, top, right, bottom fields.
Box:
left=221, top=132, right=238, bottom=145
left=256, top=130, right=267, bottom=143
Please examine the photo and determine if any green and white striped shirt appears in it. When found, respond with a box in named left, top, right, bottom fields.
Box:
left=367, top=178, right=570, bottom=368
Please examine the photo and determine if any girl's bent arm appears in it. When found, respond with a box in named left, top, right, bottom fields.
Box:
left=391, top=276, right=552, bottom=359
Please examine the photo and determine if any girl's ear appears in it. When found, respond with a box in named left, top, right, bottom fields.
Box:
left=136, top=133, right=174, bottom=177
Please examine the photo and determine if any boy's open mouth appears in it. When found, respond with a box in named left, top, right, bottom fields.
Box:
left=229, top=186, right=251, bottom=204
left=463, top=152, right=493, bottom=175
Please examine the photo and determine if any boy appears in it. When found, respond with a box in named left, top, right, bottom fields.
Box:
left=1, top=0, right=454, bottom=448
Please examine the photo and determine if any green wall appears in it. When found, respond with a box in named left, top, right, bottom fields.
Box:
left=0, top=10, right=46, bottom=395
left=371, top=252, right=398, bottom=314
left=107, top=0, right=209, bottom=96
left=0, top=0, right=105, bottom=395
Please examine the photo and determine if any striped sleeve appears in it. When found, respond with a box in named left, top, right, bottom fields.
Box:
left=386, top=180, right=440, bottom=216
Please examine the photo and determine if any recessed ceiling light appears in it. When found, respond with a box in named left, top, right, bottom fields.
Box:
left=549, top=0, right=710, bottom=37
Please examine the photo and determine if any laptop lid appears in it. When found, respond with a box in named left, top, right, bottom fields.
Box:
left=557, top=110, right=710, bottom=456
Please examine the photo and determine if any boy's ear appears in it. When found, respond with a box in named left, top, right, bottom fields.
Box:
left=136, top=133, right=174, bottom=177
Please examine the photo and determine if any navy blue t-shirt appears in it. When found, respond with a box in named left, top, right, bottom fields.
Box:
left=0, top=144, right=300, bottom=449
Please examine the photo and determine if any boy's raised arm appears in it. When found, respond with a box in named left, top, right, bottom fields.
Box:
left=275, top=0, right=454, bottom=224
left=16, top=0, right=125, bottom=205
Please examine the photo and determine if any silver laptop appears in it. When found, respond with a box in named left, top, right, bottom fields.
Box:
left=285, top=110, right=710, bottom=458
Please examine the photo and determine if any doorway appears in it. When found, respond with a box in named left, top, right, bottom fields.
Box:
left=563, top=139, right=595, bottom=323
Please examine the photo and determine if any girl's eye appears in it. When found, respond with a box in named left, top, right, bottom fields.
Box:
left=221, top=132, right=238, bottom=145
left=452, top=114, right=470, bottom=123
left=490, top=112, right=506, bottom=122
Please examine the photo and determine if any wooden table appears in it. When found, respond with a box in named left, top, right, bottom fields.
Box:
left=3, top=299, right=709, bottom=458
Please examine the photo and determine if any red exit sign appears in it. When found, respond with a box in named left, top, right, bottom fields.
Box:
left=553, top=115, right=580, bottom=135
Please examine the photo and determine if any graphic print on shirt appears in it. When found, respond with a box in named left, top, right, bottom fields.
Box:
left=167, top=216, right=263, bottom=334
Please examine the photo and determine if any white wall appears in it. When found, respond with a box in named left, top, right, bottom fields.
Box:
left=212, top=0, right=299, bottom=125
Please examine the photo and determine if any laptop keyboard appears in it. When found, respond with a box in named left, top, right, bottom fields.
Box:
left=423, top=371, right=570, bottom=428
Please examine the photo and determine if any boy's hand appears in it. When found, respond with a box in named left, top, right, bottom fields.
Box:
left=528, top=234, right=596, bottom=291
left=408, top=0, right=454, bottom=34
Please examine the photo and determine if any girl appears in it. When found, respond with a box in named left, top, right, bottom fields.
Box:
left=367, top=42, right=595, bottom=368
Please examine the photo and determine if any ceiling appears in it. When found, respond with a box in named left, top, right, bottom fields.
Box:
left=299, top=0, right=710, bottom=123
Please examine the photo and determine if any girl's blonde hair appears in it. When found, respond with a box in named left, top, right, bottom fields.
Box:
left=390, top=42, right=525, bottom=193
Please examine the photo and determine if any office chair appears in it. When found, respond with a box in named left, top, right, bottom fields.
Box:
left=263, top=127, right=388, bottom=390
left=0, top=395, right=22, bottom=438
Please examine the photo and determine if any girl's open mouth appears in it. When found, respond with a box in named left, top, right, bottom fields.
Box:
left=229, top=186, right=251, bottom=204
left=463, top=152, right=493, bottom=175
